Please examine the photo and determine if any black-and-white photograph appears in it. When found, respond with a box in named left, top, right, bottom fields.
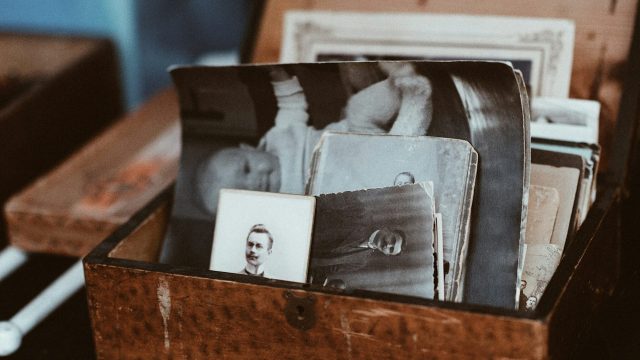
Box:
left=317, top=53, right=534, bottom=96
left=531, top=97, right=600, bottom=144
left=209, top=189, right=315, bottom=283
left=307, top=132, right=477, bottom=302
left=281, top=11, right=575, bottom=97
left=164, top=60, right=528, bottom=309
left=310, top=183, right=436, bottom=299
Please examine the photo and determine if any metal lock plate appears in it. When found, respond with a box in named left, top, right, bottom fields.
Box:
left=283, top=291, right=316, bottom=331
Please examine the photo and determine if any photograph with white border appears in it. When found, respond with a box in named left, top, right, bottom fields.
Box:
left=210, top=189, right=316, bottom=283
left=531, top=97, right=600, bottom=144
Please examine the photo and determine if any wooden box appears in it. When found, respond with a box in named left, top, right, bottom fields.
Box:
left=4, top=89, right=179, bottom=257
left=83, top=0, right=640, bottom=358
left=84, top=185, right=621, bottom=358
left=0, top=33, right=123, bottom=248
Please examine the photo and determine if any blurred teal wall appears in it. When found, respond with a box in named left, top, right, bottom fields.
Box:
left=0, top=0, right=251, bottom=108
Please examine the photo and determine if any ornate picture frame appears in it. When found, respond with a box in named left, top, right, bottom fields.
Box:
left=281, top=11, right=575, bottom=97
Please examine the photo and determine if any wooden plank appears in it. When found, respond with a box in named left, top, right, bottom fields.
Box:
left=108, top=202, right=170, bottom=263
left=546, top=187, right=621, bottom=357
left=4, top=89, right=179, bottom=257
left=253, top=0, right=639, bottom=169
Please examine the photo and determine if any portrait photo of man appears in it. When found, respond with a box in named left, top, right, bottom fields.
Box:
left=312, top=228, right=406, bottom=281
left=210, top=189, right=315, bottom=283
left=311, top=183, right=436, bottom=299
left=240, top=224, right=273, bottom=277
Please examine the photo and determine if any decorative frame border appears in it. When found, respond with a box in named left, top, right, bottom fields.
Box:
left=281, top=11, right=574, bottom=97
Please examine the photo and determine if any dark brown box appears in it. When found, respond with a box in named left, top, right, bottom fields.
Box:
left=84, top=185, right=621, bottom=359
left=0, top=33, right=123, bottom=248
left=83, top=1, right=640, bottom=358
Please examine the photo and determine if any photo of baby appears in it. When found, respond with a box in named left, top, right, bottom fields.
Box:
left=193, top=62, right=434, bottom=215
left=162, top=60, right=528, bottom=309
left=161, top=61, right=441, bottom=267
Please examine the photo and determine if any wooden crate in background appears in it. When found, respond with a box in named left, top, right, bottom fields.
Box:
left=4, top=89, right=179, bottom=257
left=0, top=33, right=123, bottom=248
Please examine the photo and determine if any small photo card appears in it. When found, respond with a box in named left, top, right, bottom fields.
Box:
left=310, top=183, right=436, bottom=299
left=210, top=189, right=316, bottom=283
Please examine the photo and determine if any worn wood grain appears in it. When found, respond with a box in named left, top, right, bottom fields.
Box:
left=253, top=0, right=638, bottom=170
left=85, top=263, right=547, bottom=359
left=83, top=185, right=622, bottom=359
left=4, top=88, right=179, bottom=257
left=108, top=202, right=170, bottom=263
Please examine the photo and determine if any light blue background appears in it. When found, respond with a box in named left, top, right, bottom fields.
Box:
left=0, top=0, right=252, bottom=108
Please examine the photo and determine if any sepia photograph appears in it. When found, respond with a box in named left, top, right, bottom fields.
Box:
left=209, top=189, right=315, bottom=283
left=310, top=183, right=436, bottom=299
left=166, top=60, right=528, bottom=309
left=532, top=140, right=601, bottom=216
left=519, top=243, right=563, bottom=311
left=281, top=11, right=575, bottom=97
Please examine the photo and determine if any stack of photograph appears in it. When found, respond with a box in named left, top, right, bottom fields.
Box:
left=159, top=11, right=602, bottom=312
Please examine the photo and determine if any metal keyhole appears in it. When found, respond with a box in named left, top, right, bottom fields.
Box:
left=283, top=291, right=316, bottom=330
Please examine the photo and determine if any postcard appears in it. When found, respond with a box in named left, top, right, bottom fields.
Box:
left=210, top=189, right=315, bottom=283
left=310, top=183, right=435, bottom=299
left=532, top=140, right=601, bottom=226
left=525, top=185, right=561, bottom=246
